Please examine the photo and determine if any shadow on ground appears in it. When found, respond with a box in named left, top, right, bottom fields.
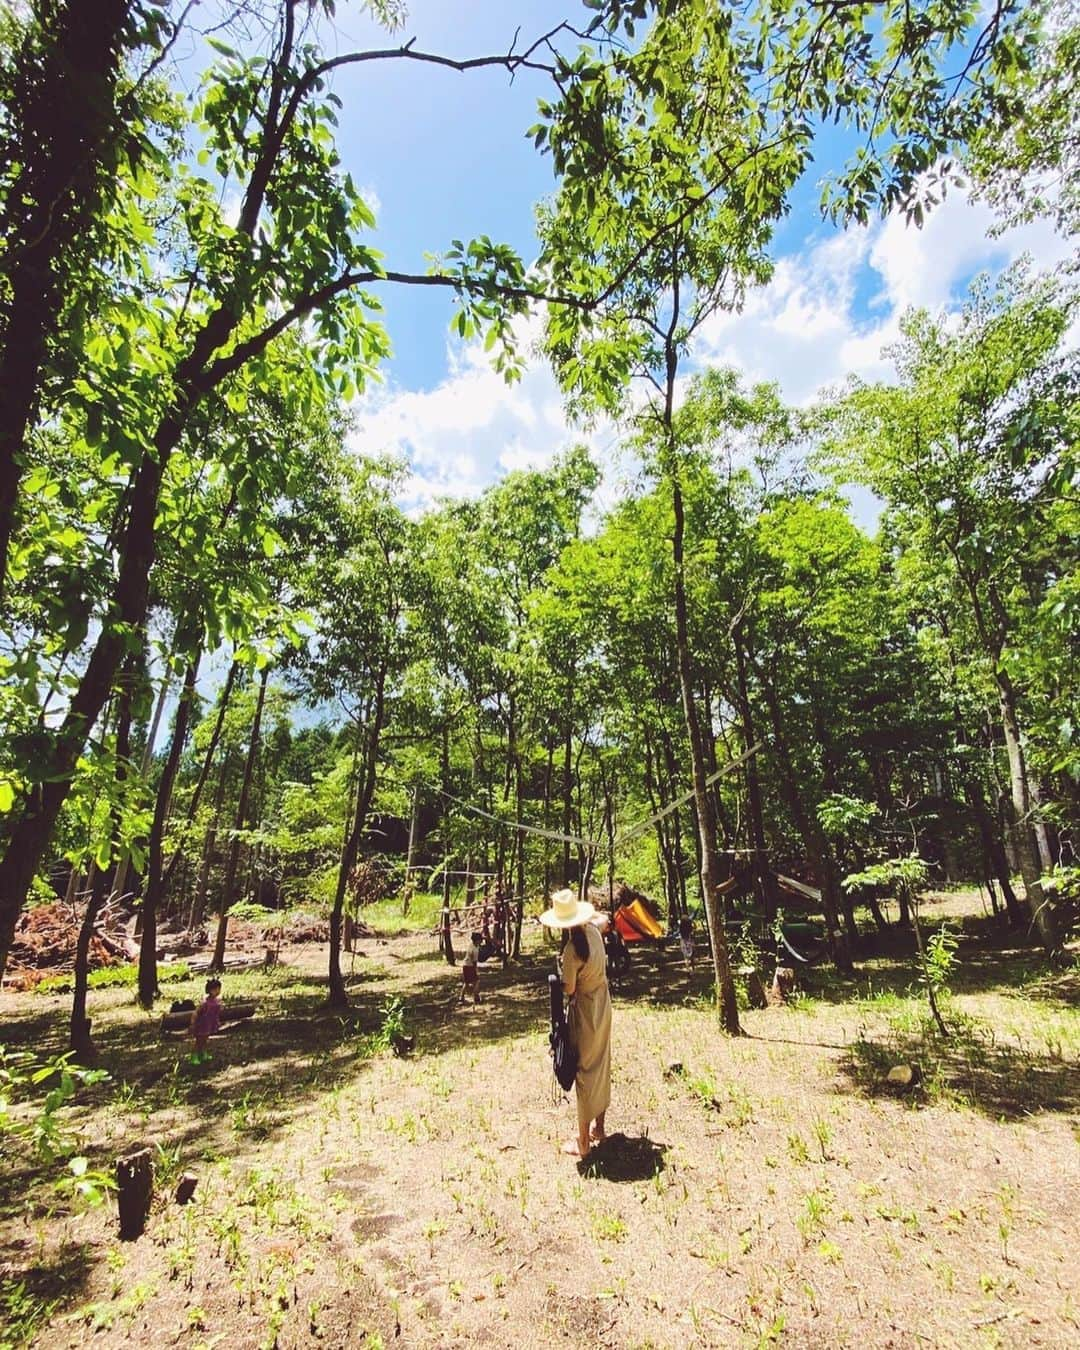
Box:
left=837, top=1017, right=1080, bottom=1120
left=0, top=1237, right=94, bottom=1340
left=578, top=1131, right=668, bottom=1182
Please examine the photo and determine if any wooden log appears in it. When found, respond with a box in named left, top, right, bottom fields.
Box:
left=159, top=1001, right=257, bottom=1034
left=116, top=1147, right=153, bottom=1240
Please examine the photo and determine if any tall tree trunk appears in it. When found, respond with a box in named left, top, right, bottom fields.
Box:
left=328, top=678, right=386, bottom=1008
left=511, top=749, right=525, bottom=958
left=0, top=5, right=307, bottom=976
left=964, top=773, right=1024, bottom=925
left=645, top=730, right=679, bottom=925
left=542, top=741, right=554, bottom=898
left=138, top=651, right=201, bottom=1006
left=71, top=668, right=134, bottom=1059
left=211, top=666, right=269, bottom=972
left=732, top=628, right=776, bottom=924
left=760, top=677, right=853, bottom=973
left=0, top=0, right=133, bottom=597
left=996, top=673, right=1060, bottom=955
left=189, top=758, right=229, bottom=931
left=439, top=720, right=456, bottom=966
left=111, top=660, right=170, bottom=904
left=562, top=722, right=573, bottom=886
left=403, top=784, right=419, bottom=915
left=162, top=656, right=239, bottom=893
left=672, top=475, right=739, bottom=1033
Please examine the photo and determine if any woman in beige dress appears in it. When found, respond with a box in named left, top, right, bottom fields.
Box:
left=540, top=889, right=612, bottom=1158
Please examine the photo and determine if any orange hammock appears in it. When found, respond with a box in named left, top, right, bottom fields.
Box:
left=613, top=898, right=664, bottom=942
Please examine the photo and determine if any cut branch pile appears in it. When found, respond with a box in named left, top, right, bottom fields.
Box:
left=4, top=901, right=123, bottom=990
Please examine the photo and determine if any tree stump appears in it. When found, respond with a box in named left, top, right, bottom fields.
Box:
left=175, top=1172, right=198, bottom=1205
left=737, top=966, right=768, bottom=1010
left=116, top=1147, right=153, bottom=1240
left=768, top=967, right=796, bottom=1005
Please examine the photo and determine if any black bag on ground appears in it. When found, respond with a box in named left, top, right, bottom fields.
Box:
left=548, top=973, right=578, bottom=1092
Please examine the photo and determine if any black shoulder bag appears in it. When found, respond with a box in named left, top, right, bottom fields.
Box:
left=547, top=972, right=578, bottom=1091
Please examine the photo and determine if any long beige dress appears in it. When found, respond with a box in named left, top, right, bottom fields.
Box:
left=561, top=923, right=612, bottom=1132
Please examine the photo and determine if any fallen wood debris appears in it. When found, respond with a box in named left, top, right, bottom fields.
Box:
left=160, top=1002, right=257, bottom=1034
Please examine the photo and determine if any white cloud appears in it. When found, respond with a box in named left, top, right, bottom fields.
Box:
left=348, top=318, right=618, bottom=511
left=349, top=184, right=1073, bottom=509
left=692, top=182, right=1073, bottom=405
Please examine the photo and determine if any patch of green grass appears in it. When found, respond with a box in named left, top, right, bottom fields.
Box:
left=34, top=962, right=190, bottom=994
left=360, top=889, right=443, bottom=934
left=592, top=1211, right=629, bottom=1242
left=0, top=1280, right=60, bottom=1347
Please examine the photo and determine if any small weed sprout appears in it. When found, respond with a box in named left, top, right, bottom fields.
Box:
left=811, top=1117, right=833, bottom=1162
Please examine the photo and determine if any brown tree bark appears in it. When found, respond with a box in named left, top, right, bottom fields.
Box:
left=732, top=627, right=777, bottom=923
left=760, top=676, right=853, bottom=973
left=189, top=758, right=229, bottom=932
left=672, top=472, right=739, bottom=1033
left=211, top=666, right=269, bottom=972
left=138, top=651, right=201, bottom=1006
left=0, top=0, right=134, bottom=596
left=71, top=667, right=134, bottom=1059
left=997, top=672, right=1060, bottom=955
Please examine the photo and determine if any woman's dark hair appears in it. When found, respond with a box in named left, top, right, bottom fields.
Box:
left=566, top=924, right=590, bottom=961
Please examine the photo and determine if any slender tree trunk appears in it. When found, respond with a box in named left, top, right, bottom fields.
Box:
left=163, top=656, right=239, bottom=893
left=760, top=677, right=853, bottom=973
left=189, top=759, right=228, bottom=931
left=542, top=741, right=554, bottom=898
left=112, top=659, right=170, bottom=904
left=403, top=784, right=419, bottom=915
left=327, top=678, right=385, bottom=1008
left=658, top=729, right=688, bottom=916
left=562, top=722, right=573, bottom=886
left=732, top=628, right=776, bottom=924
left=996, top=673, right=1060, bottom=955
left=511, top=752, right=525, bottom=958
left=71, top=669, right=134, bottom=1059
left=964, top=773, right=1024, bottom=925
left=211, top=666, right=269, bottom=972
left=672, top=474, right=739, bottom=1032
left=439, top=720, right=456, bottom=966
left=138, top=651, right=201, bottom=1006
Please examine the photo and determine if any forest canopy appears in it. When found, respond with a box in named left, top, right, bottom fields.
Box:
left=0, top=0, right=1076, bottom=1032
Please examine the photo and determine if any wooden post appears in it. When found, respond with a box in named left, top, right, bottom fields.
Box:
left=116, top=1147, right=153, bottom=1240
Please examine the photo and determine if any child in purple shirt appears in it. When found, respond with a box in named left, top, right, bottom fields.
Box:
left=190, top=978, right=222, bottom=1063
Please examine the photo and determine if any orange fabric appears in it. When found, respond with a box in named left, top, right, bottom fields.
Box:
left=614, top=899, right=664, bottom=941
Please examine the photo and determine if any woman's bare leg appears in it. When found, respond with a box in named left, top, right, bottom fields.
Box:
left=590, top=1111, right=606, bottom=1143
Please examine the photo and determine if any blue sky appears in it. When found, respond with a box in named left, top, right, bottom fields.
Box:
left=281, top=3, right=1071, bottom=513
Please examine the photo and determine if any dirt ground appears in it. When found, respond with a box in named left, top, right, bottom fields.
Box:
left=1, top=891, right=1078, bottom=1349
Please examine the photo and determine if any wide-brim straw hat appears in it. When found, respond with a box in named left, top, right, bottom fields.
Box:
left=539, top=888, right=596, bottom=929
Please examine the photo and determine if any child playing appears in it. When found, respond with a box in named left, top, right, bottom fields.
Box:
left=459, top=932, right=482, bottom=1005
left=189, top=978, right=222, bottom=1063
left=679, top=916, right=696, bottom=971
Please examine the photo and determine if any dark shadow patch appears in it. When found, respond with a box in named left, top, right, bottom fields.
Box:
left=351, top=1211, right=402, bottom=1241
left=0, top=1238, right=94, bottom=1342
left=836, top=1019, right=1080, bottom=1120
left=577, top=1131, right=668, bottom=1182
